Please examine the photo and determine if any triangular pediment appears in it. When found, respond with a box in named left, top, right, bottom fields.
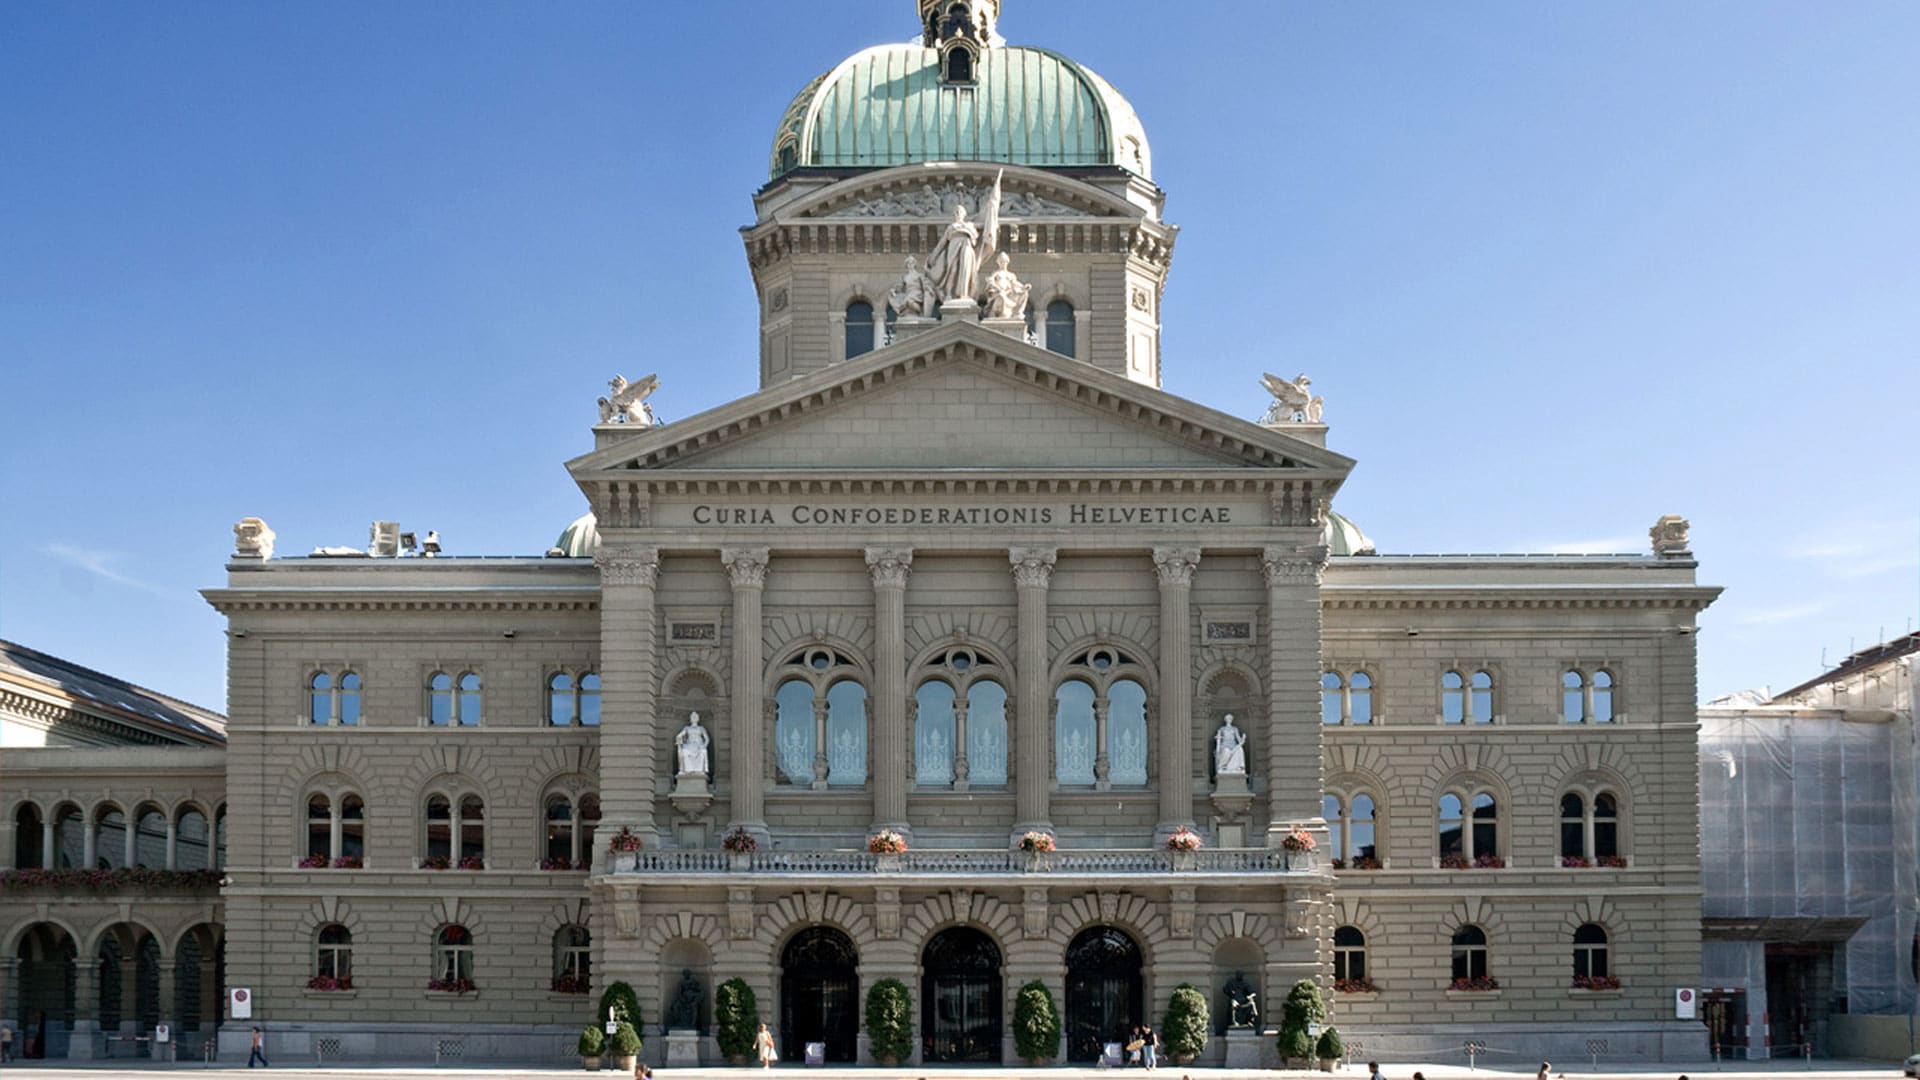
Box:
left=567, top=323, right=1354, bottom=482
left=778, top=163, right=1139, bottom=223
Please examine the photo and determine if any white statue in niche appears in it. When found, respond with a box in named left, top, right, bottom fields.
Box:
left=982, top=252, right=1031, bottom=320
left=887, top=255, right=938, bottom=318
left=1260, top=372, right=1324, bottom=424
left=1214, top=714, right=1247, bottom=776
left=675, top=712, right=710, bottom=776
left=598, top=373, right=659, bottom=425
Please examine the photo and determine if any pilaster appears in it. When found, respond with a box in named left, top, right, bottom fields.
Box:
left=866, top=547, right=913, bottom=836
left=723, top=548, right=771, bottom=840
left=1262, top=544, right=1328, bottom=846
left=1009, top=548, right=1057, bottom=839
left=595, top=545, right=663, bottom=859
left=1153, top=546, right=1200, bottom=839
left=68, top=958, right=97, bottom=1059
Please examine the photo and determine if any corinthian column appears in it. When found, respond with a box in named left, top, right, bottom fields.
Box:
left=1153, top=546, right=1201, bottom=839
left=595, top=546, right=661, bottom=863
left=722, top=548, right=770, bottom=841
left=866, top=547, right=913, bottom=836
left=1009, top=547, right=1056, bottom=840
left=1262, top=544, right=1329, bottom=847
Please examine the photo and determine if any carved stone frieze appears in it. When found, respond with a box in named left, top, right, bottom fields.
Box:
left=728, top=888, right=754, bottom=939
left=951, top=887, right=974, bottom=926
left=612, top=884, right=641, bottom=938
left=722, top=547, right=770, bottom=588
left=1097, top=890, right=1121, bottom=924
left=1170, top=886, right=1197, bottom=939
left=1022, top=887, right=1048, bottom=939
left=874, top=887, right=901, bottom=939
left=597, top=547, right=661, bottom=588
left=1282, top=893, right=1314, bottom=939
left=864, top=547, right=915, bottom=589
left=1008, top=547, right=1057, bottom=589
left=822, top=180, right=1087, bottom=219
left=1151, top=546, right=1201, bottom=587
left=1261, top=545, right=1328, bottom=587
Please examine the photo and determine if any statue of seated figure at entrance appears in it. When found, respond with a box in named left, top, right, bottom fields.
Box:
left=1222, top=971, right=1258, bottom=1029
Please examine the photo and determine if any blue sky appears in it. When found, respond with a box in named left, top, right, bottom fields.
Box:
left=2, top=2, right=1915, bottom=713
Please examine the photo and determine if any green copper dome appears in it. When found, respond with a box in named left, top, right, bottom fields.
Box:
left=769, top=43, right=1151, bottom=181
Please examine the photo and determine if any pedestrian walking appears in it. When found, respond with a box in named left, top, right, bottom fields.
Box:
left=1, top=1022, right=14, bottom=1062
left=753, top=1022, right=776, bottom=1069
left=1126, top=1025, right=1144, bottom=1066
left=1368, top=1061, right=1385, bottom=1080
left=1143, top=1024, right=1159, bottom=1070
left=247, top=1026, right=269, bottom=1068
left=1537, top=1062, right=1552, bottom=1080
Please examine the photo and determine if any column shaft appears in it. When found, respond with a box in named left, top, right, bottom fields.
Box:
left=1262, top=544, right=1329, bottom=845
left=595, top=545, right=662, bottom=858
left=69, top=959, right=99, bottom=1059
left=723, top=548, right=770, bottom=834
left=866, top=548, right=913, bottom=832
left=1009, top=548, right=1057, bottom=834
left=1153, top=547, right=1200, bottom=834
left=165, top=819, right=178, bottom=870
left=42, top=819, right=55, bottom=868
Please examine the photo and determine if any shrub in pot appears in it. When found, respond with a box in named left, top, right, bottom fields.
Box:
left=609, top=1021, right=642, bottom=1070
left=1161, top=983, right=1209, bottom=1064
left=1277, top=1025, right=1315, bottom=1066
left=1316, top=1027, right=1345, bottom=1071
left=715, top=978, right=760, bottom=1065
left=598, top=980, right=643, bottom=1030
left=864, top=978, right=914, bottom=1065
left=577, top=1025, right=604, bottom=1070
left=1013, top=980, right=1061, bottom=1065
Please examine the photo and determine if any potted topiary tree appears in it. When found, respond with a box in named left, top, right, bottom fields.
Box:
left=1161, top=983, right=1210, bottom=1065
left=1315, top=1027, right=1345, bottom=1072
left=715, top=978, right=760, bottom=1066
left=1013, top=980, right=1061, bottom=1066
left=609, top=1021, right=642, bottom=1073
left=864, top=978, right=914, bottom=1066
left=577, top=1025, right=604, bottom=1071
left=1275, top=979, right=1326, bottom=1069
left=598, top=980, right=643, bottom=1033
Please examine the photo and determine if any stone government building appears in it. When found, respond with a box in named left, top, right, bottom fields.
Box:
left=1, top=1, right=1721, bottom=1066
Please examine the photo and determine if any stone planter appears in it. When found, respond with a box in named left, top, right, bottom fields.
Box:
left=1318, top=1057, right=1337, bottom=1072
left=1285, top=849, right=1312, bottom=871
left=1022, top=851, right=1050, bottom=872
left=610, top=851, right=638, bottom=873
left=612, top=1054, right=636, bottom=1072
left=728, top=851, right=752, bottom=871
left=876, top=852, right=904, bottom=872
left=1170, top=850, right=1196, bottom=871
left=580, top=1056, right=601, bottom=1071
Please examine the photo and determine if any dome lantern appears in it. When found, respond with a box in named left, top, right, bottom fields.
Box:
left=919, top=0, right=1000, bottom=49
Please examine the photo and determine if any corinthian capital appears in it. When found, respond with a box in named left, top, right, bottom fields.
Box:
left=1151, top=546, right=1201, bottom=587
left=1261, top=544, right=1329, bottom=586
left=595, top=546, right=659, bottom=587
left=864, top=547, right=914, bottom=589
left=1008, top=547, right=1057, bottom=589
left=721, top=547, right=770, bottom=588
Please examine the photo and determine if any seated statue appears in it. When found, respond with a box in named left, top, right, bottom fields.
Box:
left=666, top=969, right=703, bottom=1031
left=1214, top=714, right=1247, bottom=776
left=675, top=712, right=710, bottom=776
left=888, top=255, right=938, bottom=319
left=1222, top=971, right=1259, bottom=1029
left=982, top=251, right=1032, bottom=320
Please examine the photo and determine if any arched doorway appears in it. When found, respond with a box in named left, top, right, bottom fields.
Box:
left=780, top=927, right=858, bottom=1063
left=921, top=927, right=1002, bottom=1063
left=15, top=924, right=77, bottom=1058
left=1065, top=925, right=1143, bottom=1064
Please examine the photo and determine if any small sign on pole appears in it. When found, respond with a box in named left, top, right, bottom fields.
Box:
left=1675, top=988, right=1697, bottom=1019
left=155, top=1023, right=171, bottom=1043
left=229, top=988, right=252, bottom=1020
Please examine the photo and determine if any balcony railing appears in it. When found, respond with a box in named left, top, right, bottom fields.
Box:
left=609, top=847, right=1308, bottom=876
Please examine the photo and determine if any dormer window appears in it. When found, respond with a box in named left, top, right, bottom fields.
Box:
left=942, top=44, right=975, bottom=84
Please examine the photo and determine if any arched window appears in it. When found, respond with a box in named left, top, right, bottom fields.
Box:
left=1450, top=926, right=1490, bottom=986
left=428, top=673, right=454, bottom=726
left=94, top=804, right=127, bottom=869
left=176, top=807, right=210, bottom=870
left=1333, top=926, right=1369, bottom=989
left=579, top=674, right=601, bottom=726
left=428, top=672, right=481, bottom=726
left=553, top=925, right=591, bottom=993
left=458, top=673, right=482, bottom=726
left=1439, top=785, right=1502, bottom=867
left=1322, top=670, right=1373, bottom=725
left=53, top=802, right=84, bottom=868
left=307, top=795, right=331, bottom=862
left=340, top=794, right=364, bottom=863
left=1572, top=924, right=1611, bottom=986
left=943, top=44, right=974, bottom=83
left=1594, top=792, right=1619, bottom=857
left=1442, top=670, right=1494, bottom=724
left=1053, top=647, right=1151, bottom=787
left=1559, top=793, right=1585, bottom=861
left=424, top=794, right=485, bottom=869
left=543, top=790, right=600, bottom=869
left=1324, top=792, right=1380, bottom=868
left=133, top=805, right=166, bottom=868
left=845, top=301, right=875, bottom=359
left=546, top=671, right=601, bottom=727
left=215, top=804, right=227, bottom=869
left=1564, top=668, right=1616, bottom=724
left=776, top=140, right=798, bottom=174
left=773, top=647, right=868, bottom=788
left=305, top=791, right=365, bottom=867
left=549, top=674, right=575, bottom=726
left=432, top=925, right=474, bottom=991
left=1561, top=788, right=1624, bottom=865
left=14, top=803, right=44, bottom=869
left=912, top=646, right=1007, bottom=789
left=315, top=925, right=353, bottom=989
left=1045, top=300, right=1075, bottom=357
left=312, top=671, right=362, bottom=726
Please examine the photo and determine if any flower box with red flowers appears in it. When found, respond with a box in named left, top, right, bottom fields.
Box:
left=456, top=855, right=485, bottom=871
left=419, top=856, right=451, bottom=870
left=426, top=977, right=475, bottom=994
left=1572, top=974, right=1621, bottom=991
left=721, top=828, right=759, bottom=854
left=1597, top=855, right=1628, bottom=868
left=0, top=868, right=221, bottom=891
left=298, top=854, right=330, bottom=869
left=1333, top=856, right=1382, bottom=870
left=1335, top=976, right=1376, bottom=994
left=1449, top=976, right=1500, bottom=992
left=1561, top=855, right=1593, bottom=868
left=868, top=830, right=908, bottom=855
left=332, top=855, right=362, bottom=869
left=607, top=827, right=643, bottom=854
left=540, top=856, right=575, bottom=871
left=1016, top=831, right=1057, bottom=854
left=306, top=975, right=352, bottom=992
left=550, top=973, right=590, bottom=995
left=1165, top=827, right=1203, bottom=853
left=1280, top=827, right=1316, bottom=852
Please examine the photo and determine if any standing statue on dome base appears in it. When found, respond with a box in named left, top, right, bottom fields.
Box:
left=924, top=170, right=1003, bottom=305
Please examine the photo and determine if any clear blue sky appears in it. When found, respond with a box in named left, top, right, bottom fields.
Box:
left=3, top=2, right=1915, bottom=713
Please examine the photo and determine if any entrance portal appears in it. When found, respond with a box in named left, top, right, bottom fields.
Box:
left=1065, top=925, right=1142, bottom=1063
left=780, top=927, right=858, bottom=1062
left=921, top=927, right=1002, bottom=1063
